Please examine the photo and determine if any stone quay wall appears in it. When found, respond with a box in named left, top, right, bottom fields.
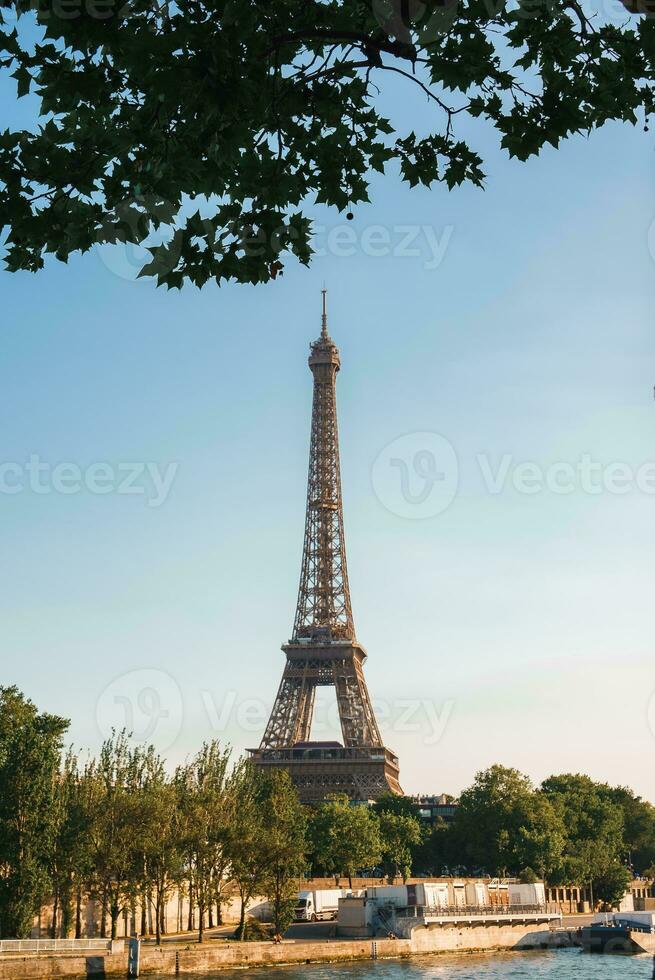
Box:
left=0, top=922, right=571, bottom=978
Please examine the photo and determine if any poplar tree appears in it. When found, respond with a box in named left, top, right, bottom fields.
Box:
left=175, top=741, right=232, bottom=944
left=140, top=752, right=182, bottom=945
left=48, top=750, right=95, bottom=938
left=227, top=761, right=270, bottom=942
left=88, top=732, right=153, bottom=940
left=259, top=771, right=307, bottom=936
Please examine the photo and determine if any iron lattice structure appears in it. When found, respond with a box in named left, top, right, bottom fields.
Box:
left=251, top=294, right=401, bottom=802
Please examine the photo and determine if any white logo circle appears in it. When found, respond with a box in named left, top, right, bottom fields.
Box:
left=371, top=431, right=459, bottom=519
left=93, top=197, right=182, bottom=283
left=647, top=690, right=655, bottom=741
left=94, top=240, right=152, bottom=283
left=372, top=0, right=459, bottom=45
left=96, top=668, right=183, bottom=750
left=648, top=218, right=655, bottom=264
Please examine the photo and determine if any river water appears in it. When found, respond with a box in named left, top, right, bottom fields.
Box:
left=174, top=949, right=655, bottom=979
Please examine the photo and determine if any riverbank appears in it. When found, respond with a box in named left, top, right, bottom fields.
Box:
left=0, top=922, right=580, bottom=978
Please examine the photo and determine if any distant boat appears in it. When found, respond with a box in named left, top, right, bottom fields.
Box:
left=580, top=912, right=655, bottom=955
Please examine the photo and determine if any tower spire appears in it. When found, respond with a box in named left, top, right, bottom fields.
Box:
left=294, top=299, right=352, bottom=641
left=321, top=287, right=328, bottom=339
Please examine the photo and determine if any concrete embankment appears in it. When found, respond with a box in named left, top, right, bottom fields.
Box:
left=0, top=923, right=580, bottom=978
left=0, top=939, right=408, bottom=979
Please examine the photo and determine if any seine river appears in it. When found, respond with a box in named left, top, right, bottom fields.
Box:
left=175, top=949, right=655, bottom=979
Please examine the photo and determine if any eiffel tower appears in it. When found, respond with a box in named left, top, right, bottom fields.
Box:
left=249, top=292, right=401, bottom=803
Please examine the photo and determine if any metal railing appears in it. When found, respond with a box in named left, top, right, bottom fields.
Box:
left=254, top=746, right=398, bottom=764
left=613, top=917, right=655, bottom=935
left=0, top=939, right=119, bottom=955
left=395, top=903, right=551, bottom=919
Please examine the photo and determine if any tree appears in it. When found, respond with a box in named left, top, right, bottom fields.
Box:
left=0, top=687, right=69, bottom=938
left=413, top=819, right=451, bottom=877
left=450, top=765, right=564, bottom=878
left=373, top=793, right=422, bottom=820
left=258, top=771, right=307, bottom=936
left=541, top=773, right=629, bottom=908
left=140, top=755, right=183, bottom=945
left=48, top=750, right=94, bottom=938
left=594, top=861, right=632, bottom=907
left=87, top=732, right=153, bottom=940
left=378, top=812, right=422, bottom=882
left=176, top=741, right=233, bottom=943
left=227, top=762, right=271, bottom=942
left=309, top=796, right=382, bottom=888
left=608, top=786, right=655, bottom=874
left=1, top=2, right=654, bottom=286
left=69, top=757, right=101, bottom=938
left=372, top=794, right=423, bottom=881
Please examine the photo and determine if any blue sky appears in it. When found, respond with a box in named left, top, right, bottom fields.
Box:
left=1, top=28, right=655, bottom=800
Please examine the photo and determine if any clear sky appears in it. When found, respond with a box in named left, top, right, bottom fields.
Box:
left=2, top=20, right=655, bottom=802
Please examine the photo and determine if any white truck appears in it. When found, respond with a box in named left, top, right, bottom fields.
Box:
left=294, top=888, right=349, bottom=922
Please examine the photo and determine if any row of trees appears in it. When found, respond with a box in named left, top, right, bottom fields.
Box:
left=2, top=687, right=654, bottom=939
left=0, top=687, right=421, bottom=941
left=414, top=765, right=655, bottom=905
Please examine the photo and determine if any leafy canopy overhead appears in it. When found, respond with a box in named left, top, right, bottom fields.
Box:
left=1, top=0, right=654, bottom=287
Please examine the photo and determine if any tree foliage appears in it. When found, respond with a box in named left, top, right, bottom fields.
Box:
left=608, top=785, right=655, bottom=874
left=228, top=761, right=274, bottom=941
left=140, top=758, right=184, bottom=945
left=541, top=772, right=637, bottom=906
left=378, top=812, right=423, bottom=882
left=258, top=770, right=307, bottom=936
left=416, top=767, right=652, bottom=910
left=47, top=750, right=94, bottom=939
left=2, top=688, right=654, bottom=937
left=449, top=765, right=565, bottom=879
left=309, top=794, right=382, bottom=886
left=175, top=741, right=233, bottom=943
left=0, top=687, right=69, bottom=938
left=1, top=0, right=654, bottom=286
left=87, top=732, right=163, bottom=940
